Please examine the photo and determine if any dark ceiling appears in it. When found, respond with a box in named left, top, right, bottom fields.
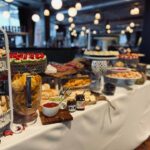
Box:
left=8, top=0, right=144, bottom=34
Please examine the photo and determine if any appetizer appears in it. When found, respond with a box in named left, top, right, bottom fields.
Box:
left=106, top=71, right=142, bottom=79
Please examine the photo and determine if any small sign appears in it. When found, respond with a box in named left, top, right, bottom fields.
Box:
left=0, top=61, right=6, bottom=70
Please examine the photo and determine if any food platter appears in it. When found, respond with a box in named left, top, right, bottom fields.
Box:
left=108, top=67, right=131, bottom=73
left=105, top=71, right=142, bottom=86
left=63, top=78, right=91, bottom=90
left=83, top=55, right=118, bottom=61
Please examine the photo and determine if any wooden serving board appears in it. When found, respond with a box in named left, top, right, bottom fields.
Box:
left=39, top=108, right=73, bottom=125
left=46, top=69, right=78, bottom=78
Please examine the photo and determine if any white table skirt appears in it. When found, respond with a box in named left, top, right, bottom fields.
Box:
left=1, top=81, right=150, bottom=150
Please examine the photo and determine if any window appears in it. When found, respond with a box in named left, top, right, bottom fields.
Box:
left=0, top=1, right=22, bottom=47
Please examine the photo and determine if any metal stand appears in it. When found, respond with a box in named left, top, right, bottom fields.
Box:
left=0, top=27, right=23, bottom=134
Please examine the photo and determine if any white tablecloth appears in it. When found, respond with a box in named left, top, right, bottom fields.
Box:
left=1, top=81, right=150, bottom=150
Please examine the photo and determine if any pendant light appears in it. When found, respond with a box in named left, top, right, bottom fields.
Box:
left=75, top=3, right=82, bottom=10
left=56, top=12, right=64, bottom=21
left=95, top=13, right=101, bottom=20
left=68, top=17, right=73, bottom=23
left=93, top=30, right=97, bottom=35
left=51, top=0, right=62, bottom=10
left=44, top=9, right=50, bottom=16
left=71, top=23, right=75, bottom=28
left=121, top=30, right=125, bottom=34
left=94, top=19, right=99, bottom=25
left=68, top=7, right=77, bottom=17
left=106, top=24, right=111, bottom=30
left=130, top=7, right=140, bottom=15
left=130, top=22, right=135, bottom=28
left=55, top=25, right=59, bottom=30
left=107, top=29, right=111, bottom=34
left=82, top=26, right=86, bottom=31
left=32, top=14, right=40, bottom=22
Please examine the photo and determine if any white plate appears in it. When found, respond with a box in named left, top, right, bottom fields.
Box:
left=108, top=67, right=131, bottom=73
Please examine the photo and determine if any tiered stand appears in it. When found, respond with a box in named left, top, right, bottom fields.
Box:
left=0, top=27, right=23, bottom=134
left=83, top=55, right=118, bottom=92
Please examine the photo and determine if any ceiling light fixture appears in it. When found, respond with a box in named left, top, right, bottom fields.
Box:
left=44, top=9, right=50, bottom=16
left=93, top=30, right=97, bottom=35
left=129, top=28, right=133, bottom=33
left=32, top=14, right=40, bottom=22
left=56, top=12, right=64, bottom=21
left=130, top=22, right=135, bottom=28
left=121, top=30, right=125, bottom=34
left=51, top=0, right=62, bottom=10
left=69, top=27, right=72, bottom=31
left=126, top=26, right=131, bottom=32
left=71, top=23, right=75, bottom=28
left=106, top=24, right=111, bottom=30
left=107, top=29, right=111, bottom=34
left=75, top=2, right=82, bottom=10
left=68, top=7, right=77, bottom=17
left=82, top=26, right=86, bottom=31
left=68, top=17, right=73, bottom=23
left=86, top=29, right=90, bottom=34
left=130, top=7, right=140, bottom=15
left=94, top=19, right=99, bottom=25
left=55, top=25, right=59, bottom=30
left=95, top=13, right=101, bottom=20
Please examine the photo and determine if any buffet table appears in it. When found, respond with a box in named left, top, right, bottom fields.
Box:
left=1, top=81, right=150, bottom=150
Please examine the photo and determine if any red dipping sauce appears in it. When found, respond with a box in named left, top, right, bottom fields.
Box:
left=43, top=103, right=58, bottom=108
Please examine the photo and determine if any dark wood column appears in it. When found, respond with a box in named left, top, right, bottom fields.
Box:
left=19, top=7, right=35, bottom=47
left=140, top=0, right=150, bottom=63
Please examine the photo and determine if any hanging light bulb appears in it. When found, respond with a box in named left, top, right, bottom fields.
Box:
left=75, top=2, right=82, bottom=10
left=74, top=33, right=77, bottom=37
left=121, top=30, right=125, bottom=34
left=130, top=22, right=135, bottom=28
left=129, top=28, right=133, bottom=33
left=126, top=26, right=131, bottom=32
left=56, top=12, right=64, bottom=21
left=55, top=25, right=59, bottom=30
left=51, top=0, right=62, bottom=10
left=95, top=13, right=101, bottom=20
left=106, top=24, right=111, bottom=30
left=71, top=32, right=74, bottom=36
left=130, top=7, right=140, bottom=15
left=72, top=29, right=76, bottom=33
left=68, top=7, right=77, bottom=17
left=2, top=11, right=10, bottom=19
left=71, top=23, right=75, bottom=28
left=93, top=30, right=97, bottom=35
left=32, top=14, right=40, bottom=22
left=82, top=26, right=86, bottom=31
left=107, top=30, right=111, bottom=34
left=86, top=29, right=90, bottom=34
left=4, top=0, right=14, bottom=2
left=94, top=19, right=99, bottom=25
left=69, top=27, right=72, bottom=31
left=44, top=9, right=50, bottom=16
left=68, top=17, right=73, bottom=23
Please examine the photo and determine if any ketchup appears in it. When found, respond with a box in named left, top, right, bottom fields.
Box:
left=43, top=103, right=58, bottom=108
